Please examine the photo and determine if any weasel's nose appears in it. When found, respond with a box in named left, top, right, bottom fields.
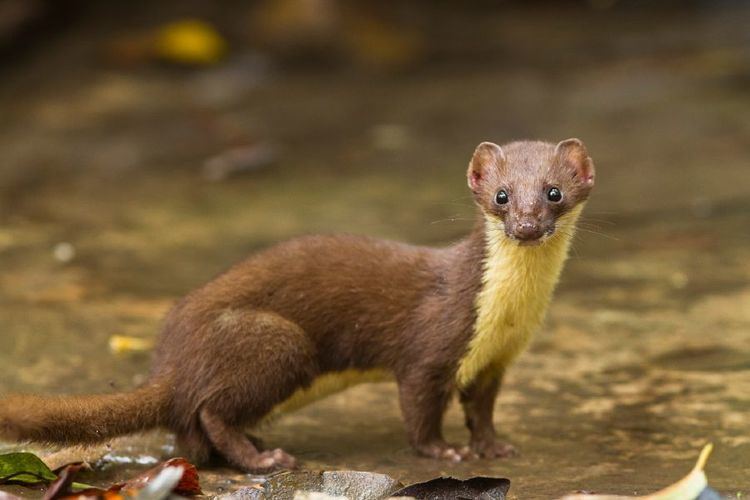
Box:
left=514, top=220, right=543, bottom=241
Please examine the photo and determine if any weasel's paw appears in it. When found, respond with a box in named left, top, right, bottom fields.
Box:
left=471, top=440, right=518, bottom=459
left=247, top=448, right=297, bottom=472
left=416, top=441, right=477, bottom=462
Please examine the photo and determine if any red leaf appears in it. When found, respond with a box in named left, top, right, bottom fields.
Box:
left=120, top=457, right=201, bottom=496
left=43, top=463, right=86, bottom=500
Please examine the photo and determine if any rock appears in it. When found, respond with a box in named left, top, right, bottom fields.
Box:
left=52, top=242, right=75, bottom=263
left=218, top=470, right=403, bottom=500
left=293, top=492, right=346, bottom=500
left=320, top=471, right=403, bottom=500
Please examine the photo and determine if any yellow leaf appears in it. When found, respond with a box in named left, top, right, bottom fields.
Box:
left=109, top=335, right=154, bottom=354
left=559, top=444, right=713, bottom=500
left=153, top=19, right=227, bottom=65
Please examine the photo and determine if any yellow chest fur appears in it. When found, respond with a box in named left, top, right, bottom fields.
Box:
left=455, top=206, right=582, bottom=388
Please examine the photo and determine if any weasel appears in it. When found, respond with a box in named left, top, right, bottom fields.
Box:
left=0, top=138, right=595, bottom=472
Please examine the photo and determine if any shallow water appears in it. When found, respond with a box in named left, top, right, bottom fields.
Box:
left=1, top=2, right=749, bottom=498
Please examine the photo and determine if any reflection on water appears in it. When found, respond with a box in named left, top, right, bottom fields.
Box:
left=1, top=2, right=749, bottom=498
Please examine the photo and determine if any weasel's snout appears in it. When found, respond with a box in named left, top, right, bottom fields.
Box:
left=515, top=221, right=543, bottom=240
left=509, top=218, right=548, bottom=244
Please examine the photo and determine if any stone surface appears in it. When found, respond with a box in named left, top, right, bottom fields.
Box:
left=217, top=471, right=402, bottom=500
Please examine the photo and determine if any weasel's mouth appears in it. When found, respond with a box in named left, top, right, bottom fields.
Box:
left=517, top=239, right=542, bottom=247
left=507, top=225, right=555, bottom=247
left=504, top=233, right=545, bottom=246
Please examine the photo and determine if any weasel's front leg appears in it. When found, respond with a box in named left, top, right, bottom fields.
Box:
left=459, top=368, right=517, bottom=458
left=397, top=371, right=473, bottom=462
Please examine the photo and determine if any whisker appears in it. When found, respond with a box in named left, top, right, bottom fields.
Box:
left=577, top=217, right=616, bottom=227
left=576, top=223, right=614, bottom=233
left=568, top=240, right=581, bottom=259
left=572, top=226, right=620, bottom=241
left=430, top=217, right=474, bottom=225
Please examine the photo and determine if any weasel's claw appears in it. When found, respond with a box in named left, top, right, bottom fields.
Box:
left=247, top=448, right=297, bottom=473
left=471, top=440, right=518, bottom=459
left=418, top=442, right=477, bottom=462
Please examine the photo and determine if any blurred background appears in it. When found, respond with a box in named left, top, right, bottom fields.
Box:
left=0, top=0, right=749, bottom=497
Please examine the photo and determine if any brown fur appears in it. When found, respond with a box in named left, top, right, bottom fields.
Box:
left=0, top=139, right=595, bottom=471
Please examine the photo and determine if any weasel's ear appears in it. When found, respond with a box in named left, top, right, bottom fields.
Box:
left=467, top=142, right=505, bottom=193
left=555, top=138, right=595, bottom=189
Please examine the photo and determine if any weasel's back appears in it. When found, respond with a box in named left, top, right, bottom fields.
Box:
left=156, top=234, right=440, bottom=369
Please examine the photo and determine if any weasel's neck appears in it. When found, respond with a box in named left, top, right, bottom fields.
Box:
left=455, top=205, right=583, bottom=388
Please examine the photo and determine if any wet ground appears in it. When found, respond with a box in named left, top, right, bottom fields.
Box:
left=1, top=2, right=749, bottom=498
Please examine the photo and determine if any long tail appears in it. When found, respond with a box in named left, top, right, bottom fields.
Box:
left=0, top=381, right=170, bottom=445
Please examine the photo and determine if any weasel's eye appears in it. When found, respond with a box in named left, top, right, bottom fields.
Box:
left=547, top=187, right=563, bottom=203
left=495, top=190, right=509, bottom=205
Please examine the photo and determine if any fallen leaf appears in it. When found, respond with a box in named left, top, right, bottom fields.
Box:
left=127, top=466, right=184, bottom=500
left=43, top=463, right=86, bottom=500
left=392, top=476, right=510, bottom=499
left=57, top=487, right=124, bottom=500
left=153, top=19, right=227, bottom=65
left=108, top=335, right=154, bottom=354
left=559, top=444, right=715, bottom=499
left=0, top=453, right=200, bottom=500
left=119, top=458, right=201, bottom=496
left=54, top=459, right=200, bottom=500
left=0, top=452, right=57, bottom=486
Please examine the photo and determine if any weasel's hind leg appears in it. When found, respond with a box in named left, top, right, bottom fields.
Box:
left=195, top=311, right=317, bottom=472
left=200, top=409, right=296, bottom=472
left=175, top=427, right=267, bottom=467
left=176, top=425, right=214, bottom=465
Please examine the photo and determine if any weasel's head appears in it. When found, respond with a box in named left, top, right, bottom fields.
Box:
left=467, top=138, right=595, bottom=246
